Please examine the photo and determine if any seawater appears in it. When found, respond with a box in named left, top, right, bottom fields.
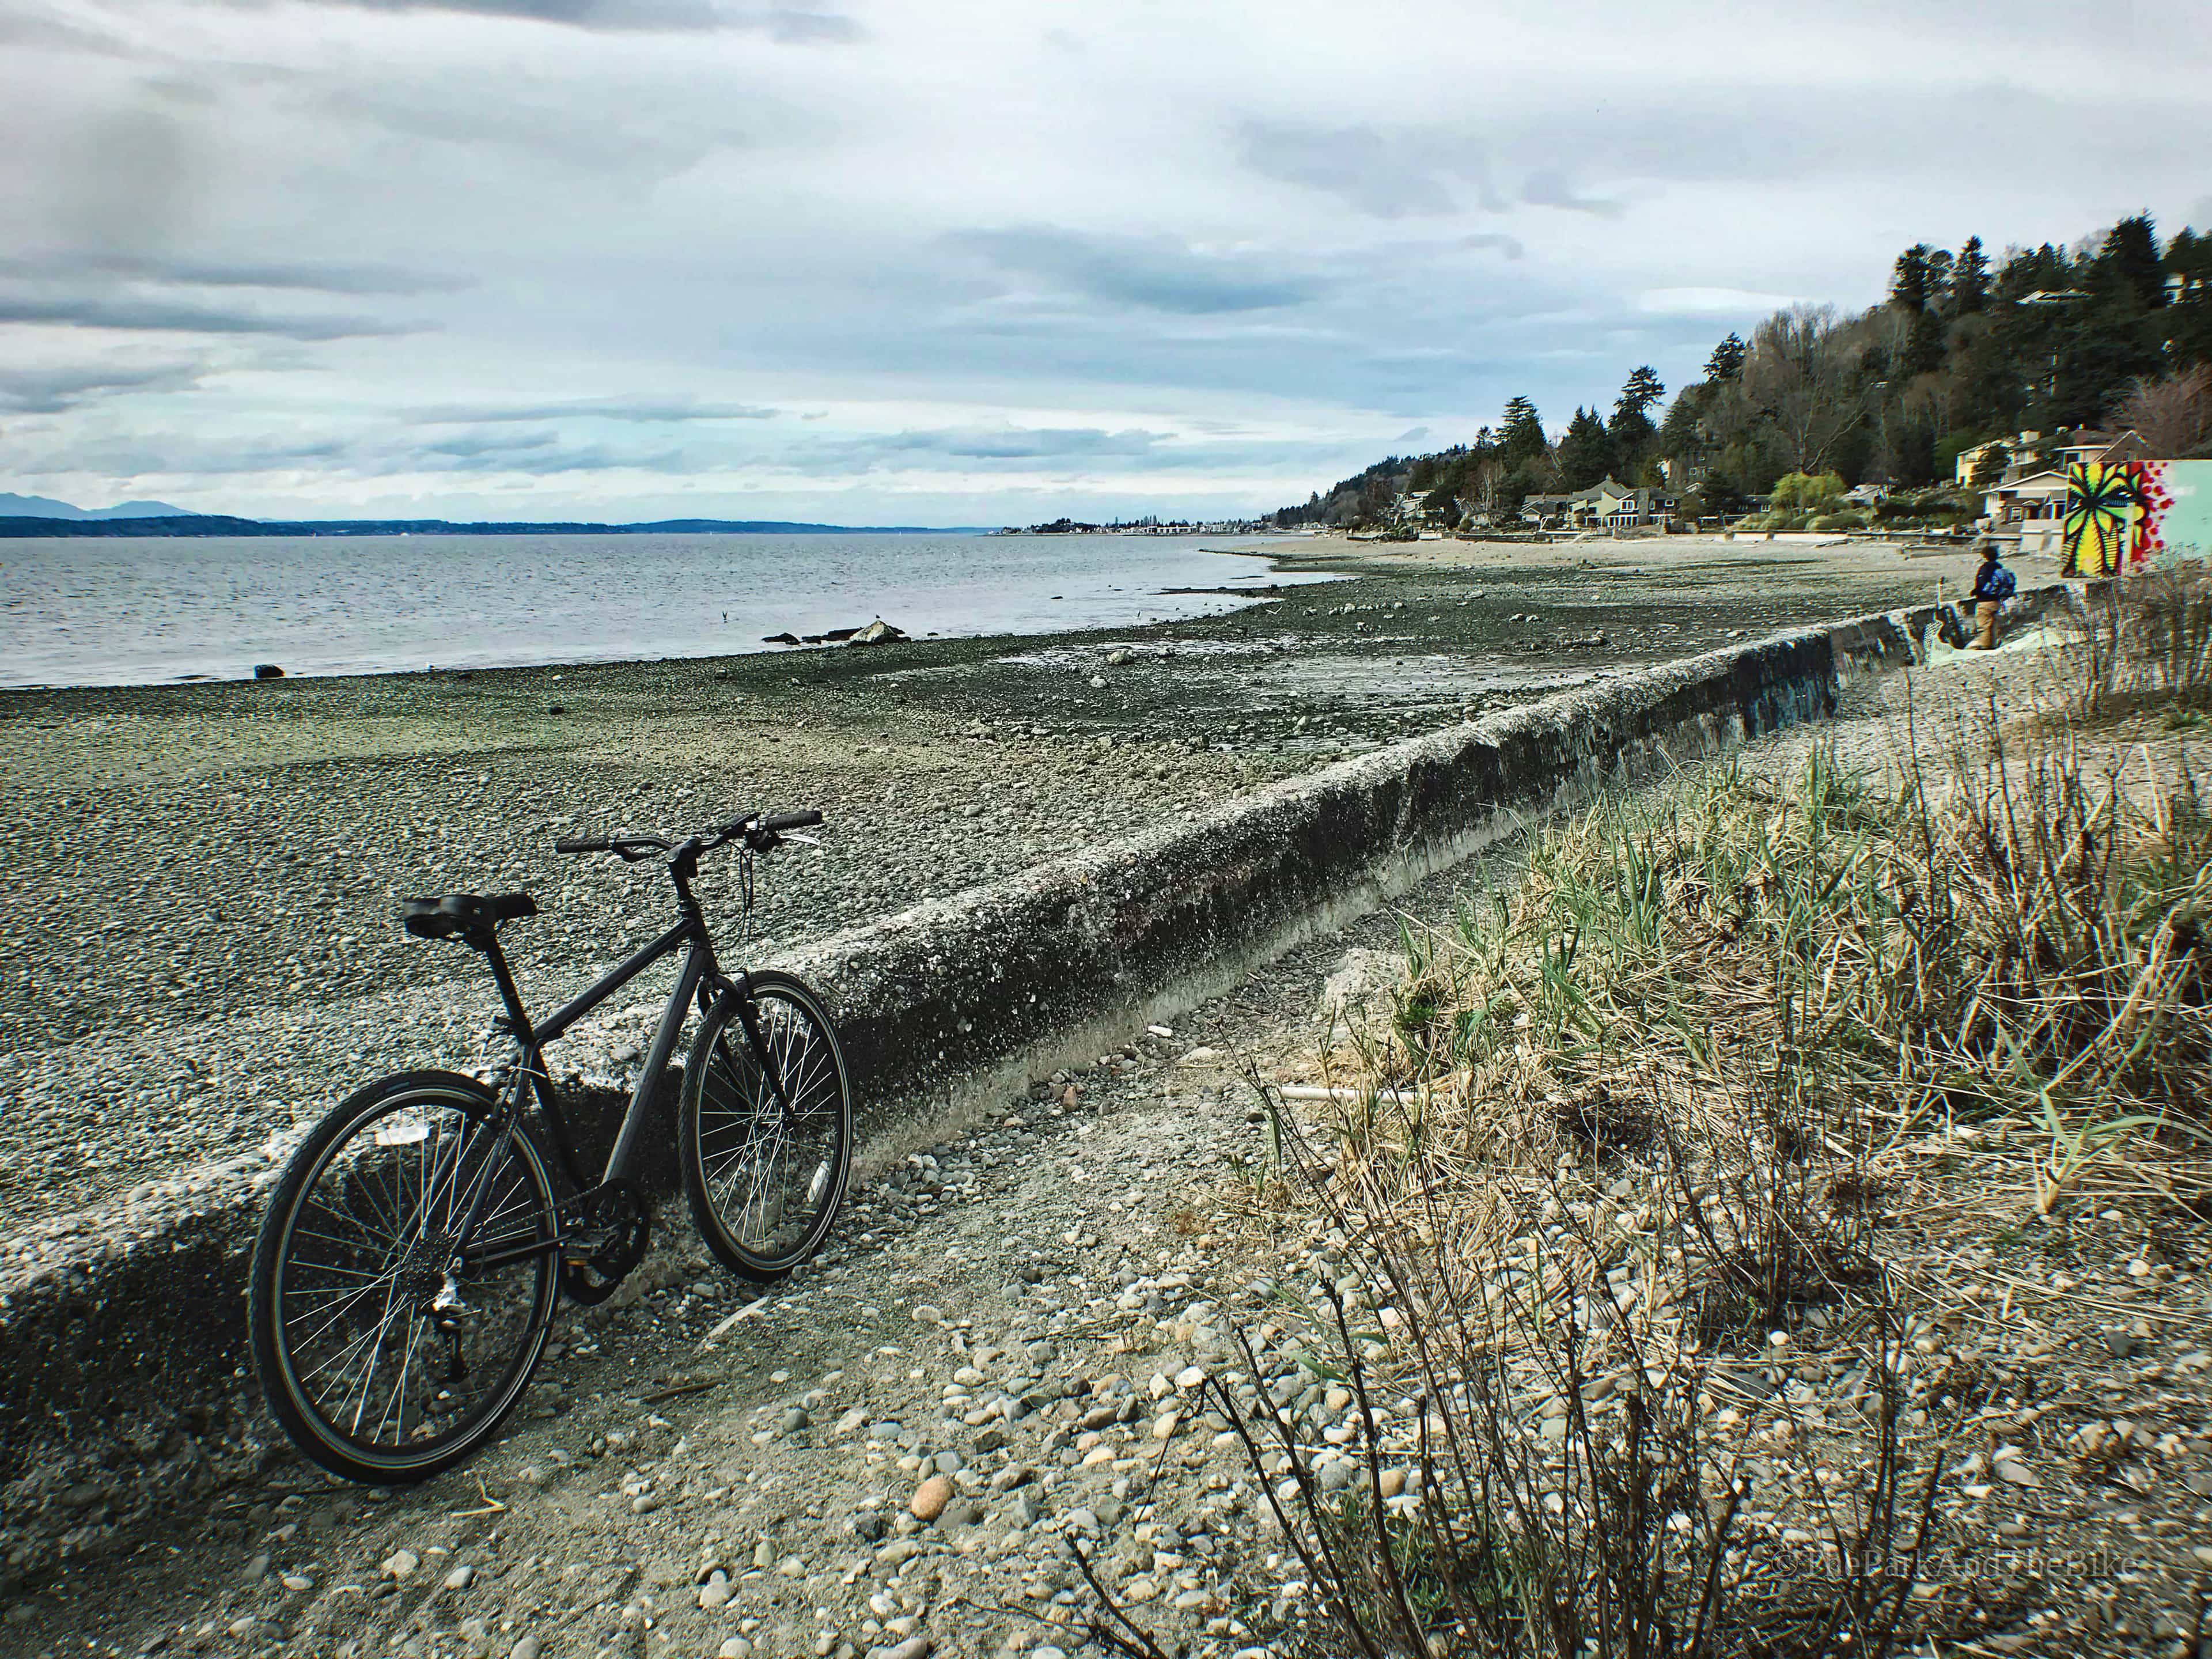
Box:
left=0, top=532, right=1333, bottom=689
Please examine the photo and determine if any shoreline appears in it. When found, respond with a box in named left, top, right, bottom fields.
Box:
left=0, top=530, right=1998, bottom=702
left=0, top=532, right=1328, bottom=694
left=1, top=533, right=1992, bottom=1239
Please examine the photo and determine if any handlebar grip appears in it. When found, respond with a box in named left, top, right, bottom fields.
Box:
left=555, top=836, right=611, bottom=854
left=761, top=809, right=824, bottom=832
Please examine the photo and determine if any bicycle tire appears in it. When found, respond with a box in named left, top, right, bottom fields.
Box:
left=248, top=1071, right=559, bottom=1486
left=679, top=972, right=853, bottom=1282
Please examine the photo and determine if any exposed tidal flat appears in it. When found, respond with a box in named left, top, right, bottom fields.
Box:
left=0, top=533, right=1984, bottom=1235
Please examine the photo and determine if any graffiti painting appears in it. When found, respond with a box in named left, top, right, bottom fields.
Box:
left=2149, top=460, right=2212, bottom=562
left=2063, top=463, right=2147, bottom=577
left=2063, top=460, right=2212, bottom=576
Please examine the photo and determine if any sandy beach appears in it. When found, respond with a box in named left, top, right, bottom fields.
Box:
left=0, top=532, right=1995, bottom=1233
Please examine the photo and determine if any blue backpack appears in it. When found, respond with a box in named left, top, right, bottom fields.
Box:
left=1988, top=566, right=2017, bottom=600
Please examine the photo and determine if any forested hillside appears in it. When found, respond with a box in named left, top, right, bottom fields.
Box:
left=1276, top=215, right=2212, bottom=531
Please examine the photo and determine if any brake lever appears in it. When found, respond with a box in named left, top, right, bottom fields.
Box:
left=781, top=832, right=822, bottom=847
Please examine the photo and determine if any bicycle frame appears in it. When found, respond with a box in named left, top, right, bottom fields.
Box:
left=509, top=912, right=719, bottom=1184
left=442, top=854, right=792, bottom=1279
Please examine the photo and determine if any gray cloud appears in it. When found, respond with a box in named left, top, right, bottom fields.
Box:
left=0, top=7, right=143, bottom=55
left=6, top=1, right=2208, bottom=522
left=0, top=361, right=209, bottom=414
left=13, top=433, right=361, bottom=476
left=48, top=107, right=213, bottom=253
left=0, top=252, right=469, bottom=296
left=0, top=294, right=421, bottom=339
left=952, top=228, right=1320, bottom=316
left=1241, top=88, right=2212, bottom=221
left=1236, top=122, right=1498, bottom=218
left=296, top=0, right=862, bottom=35
left=873, top=426, right=1166, bottom=461
left=315, top=77, right=750, bottom=176
left=422, top=429, right=561, bottom=458
left=1520, top=168, right=1624, bottom=219
left=761, top=423, right=1370, bottom=479
left=412, top=398, right=778, bottom=423
left=421, top=442, right=679, bottom=473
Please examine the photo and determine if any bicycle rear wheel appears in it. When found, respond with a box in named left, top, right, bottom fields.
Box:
left=680, top=971, right=853, bottom=1282
left=248, top=1071, right=559, bottom=1485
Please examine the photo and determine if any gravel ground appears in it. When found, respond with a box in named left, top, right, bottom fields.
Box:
left=0, top=534, right=1991, bottom=1242
left=7, top=645, right=2208, bottom=1659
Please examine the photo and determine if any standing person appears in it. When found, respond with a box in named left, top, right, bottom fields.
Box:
left=1968, top=540, right=2013, bottom=650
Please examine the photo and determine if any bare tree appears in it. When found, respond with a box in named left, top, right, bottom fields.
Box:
left=1471, top=454, right=1508, bottom=521
left=1742, top=304, right=1873, bottom=475
left=2112, top=365, right=2212, bottom=458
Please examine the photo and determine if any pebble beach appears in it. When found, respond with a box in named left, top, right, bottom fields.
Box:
left=0, top=532, right=1989, bottom=1238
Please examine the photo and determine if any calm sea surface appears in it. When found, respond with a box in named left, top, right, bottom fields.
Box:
left=0, top=532, right=1333, bottom=689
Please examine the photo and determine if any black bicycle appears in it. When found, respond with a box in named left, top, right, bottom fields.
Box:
left=247, top=808, right=853, bottom=1485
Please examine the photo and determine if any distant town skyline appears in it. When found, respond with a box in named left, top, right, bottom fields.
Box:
left=3, top=0, right=2210, bottom=524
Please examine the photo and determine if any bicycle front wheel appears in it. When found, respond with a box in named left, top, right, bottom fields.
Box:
left=248, top=1071, right=559, bottom=1485
left=680, top=971, right=853, bottom=1282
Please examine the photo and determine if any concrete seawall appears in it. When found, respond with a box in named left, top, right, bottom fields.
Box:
left=0, top=588, right=2063, bottom=1569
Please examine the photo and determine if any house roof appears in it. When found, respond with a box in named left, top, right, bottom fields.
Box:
left=2056, top=427, right=2149, bottom=462
left=1985, top=469, right=2066, bottom=496
left=1530, top=481, right=1675, bottom=514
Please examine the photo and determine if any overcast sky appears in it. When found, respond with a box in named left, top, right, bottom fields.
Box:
left=3, top=1, right=2210, bottom=524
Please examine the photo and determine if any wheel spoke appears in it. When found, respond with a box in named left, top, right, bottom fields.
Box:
left=690, top=988, right=847, bottom=1269
left=263, top=1089, right=552, bottom=1473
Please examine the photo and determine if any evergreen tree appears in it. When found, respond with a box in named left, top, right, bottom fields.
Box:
left=1950, top=236, right=1990, bottom=315
left=1656, top=382, right=1710, bottom=460
left=2099, top=214, right=2165, bottom=310
left=1499, top=396, right=1547, bottom=466
left=1556, top=406, right=1617, bottom=488
left=1615, top=364, right=1665, bottom=416
left=1608, top=365, right=1664, bottom=465
left=1889, top=244, right=1937, bottom=311
left=1268, top=213, right=2212, bottom=527
left=2163, top=229, right=2212, bottom=365
left=1925, top=248, right=1954, bottom=312
left=1902, top=308, right=1947, bottom=377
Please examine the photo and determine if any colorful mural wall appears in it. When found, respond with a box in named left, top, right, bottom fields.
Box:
left=2063, top=460, right=2212, bottom=577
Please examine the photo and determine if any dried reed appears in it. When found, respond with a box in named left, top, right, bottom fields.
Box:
left=1085, top=574, right=2211, bottom=1656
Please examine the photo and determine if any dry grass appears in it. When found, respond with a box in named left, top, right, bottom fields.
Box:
left=1084, top=570, right=2212, bottom=1657
left=2057, top=560, right=2212, bottom=722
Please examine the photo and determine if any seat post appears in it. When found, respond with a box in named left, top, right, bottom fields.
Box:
left=477, top=931, right=536, bottom=1042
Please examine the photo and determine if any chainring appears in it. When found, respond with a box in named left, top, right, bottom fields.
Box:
left=558, top=1178, right=650, bottom=1306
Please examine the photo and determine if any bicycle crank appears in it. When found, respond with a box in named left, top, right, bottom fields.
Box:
left=559, top=1178, right=650, bottom=1305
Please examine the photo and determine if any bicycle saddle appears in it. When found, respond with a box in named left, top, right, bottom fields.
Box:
left=400, top=893, right=539, bottom=941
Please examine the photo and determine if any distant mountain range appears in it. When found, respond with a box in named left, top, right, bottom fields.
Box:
left=0, top=492, right=195, bottom=520
left=0, top=497, right=989, bottom=537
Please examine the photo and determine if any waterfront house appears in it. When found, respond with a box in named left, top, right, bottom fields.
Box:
left=1574, top=478, right=1676, bottom=529
left=1954, top=430, right=2050, bottom=486
left=1978, top=465, right=2069, bottom=556
left=2052, top=427, right=2149, bottom=469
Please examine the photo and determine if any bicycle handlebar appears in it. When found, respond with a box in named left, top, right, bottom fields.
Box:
left=554, top=810, right=822, bottom=862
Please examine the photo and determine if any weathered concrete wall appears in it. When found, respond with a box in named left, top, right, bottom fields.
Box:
left=0, top=588, right=2065, bottom=1532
